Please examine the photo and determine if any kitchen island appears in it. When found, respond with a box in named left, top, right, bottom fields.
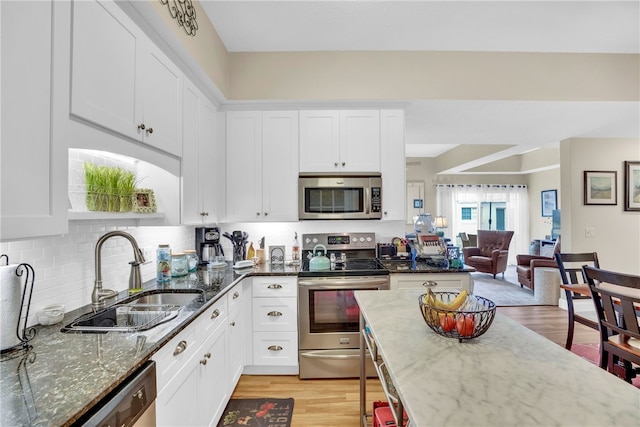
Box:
left=356, top=289, right=639, bottom=427
left=0, top=262, right=298, bottom=427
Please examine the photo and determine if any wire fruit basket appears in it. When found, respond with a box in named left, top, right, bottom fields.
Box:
left=419, top=291, right=496, bottom=342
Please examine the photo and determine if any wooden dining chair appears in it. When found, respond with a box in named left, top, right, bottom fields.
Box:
left=583, top=266, right=640, bottom=383
left=554, top=252, right=600, bottom=350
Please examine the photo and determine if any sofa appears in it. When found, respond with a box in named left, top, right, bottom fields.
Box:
left=516, top=238, right=561, bottom=290
left=462, top=230, right=514, bottom=278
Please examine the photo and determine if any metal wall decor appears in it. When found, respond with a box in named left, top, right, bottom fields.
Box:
left=160, top=0, right=198, bottom=37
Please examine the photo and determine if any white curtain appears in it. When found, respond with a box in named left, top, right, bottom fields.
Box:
left=437, top=184, right=529, bottom=265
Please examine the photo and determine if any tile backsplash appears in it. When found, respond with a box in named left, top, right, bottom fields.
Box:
left=0, top=220, right=195, bottom=326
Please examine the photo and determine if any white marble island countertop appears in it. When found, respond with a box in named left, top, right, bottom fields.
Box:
left=355, top=289, right=640, bottom=427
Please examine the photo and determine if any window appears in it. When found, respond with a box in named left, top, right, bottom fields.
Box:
left=461, top=207, right=474, bottom=220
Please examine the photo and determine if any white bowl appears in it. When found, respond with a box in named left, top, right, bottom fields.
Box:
left=37, top=304, right=65, bottom=325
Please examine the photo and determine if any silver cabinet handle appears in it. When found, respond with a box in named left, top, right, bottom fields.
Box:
left=422, top=281, right=438, bottom=288
left=267, top=284, right=282, bottom=289
left=233, top=292, right=239, bottom=299
left=173, top=340, right=187, bottom=356
left=200, top=359, right=207, bottom=365
left=137, top=123, right=145, bottom=130
left=230, top=321, right=236, bottom=326
left=267, top=311, right=283, bottom=317
left=211, top=309, right=220, bottom=319
left=268, top=345, right=283, bottom=351
left=204, top=352, right=211, bottom=358
left=147, top=127, right=153, bottom=134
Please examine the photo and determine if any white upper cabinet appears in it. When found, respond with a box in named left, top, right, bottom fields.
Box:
left=380, top=110, right=406, bottom=221
left=70, top=0, right=182, bottom=157
left=299, top=110, right=380, bottom=173
left=182, top=80, right=219, bottom=225
left=1, top=0, right=68, bottom=240
left=225, top=111, right=299, bottom=222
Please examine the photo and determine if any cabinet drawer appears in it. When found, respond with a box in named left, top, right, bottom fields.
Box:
left=152, top=325, right=198, bottom=393
left=226, top=283, right=243, bottom=313
left=252, top=297, right=297, bottom=331
left=198, top=296, right=227, bottom=339
left=252, top=276, right=297, bottom=297
left=390, top=273, right=472, bottom=291
left=252, top=332, right=298, bottom=366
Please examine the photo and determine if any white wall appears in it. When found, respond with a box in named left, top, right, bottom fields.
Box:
left=560, top=138, right=640, bottom=274
left=0, top=222, right=195, bottom=326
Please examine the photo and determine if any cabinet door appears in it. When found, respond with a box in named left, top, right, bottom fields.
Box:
left=182, top=81, right=218, bottom=224
left=262, top=111, right=299, bottom=221
left=156, top=356, right=199, bottom=427
left=138, top=39, right=183, bottom=156
left=299, top=110, right=340, bottom=172
left=1, top=0, right=67, bottom=240
left=380, top=110, right=406, bottom=220
left=340, top=110, right=381, bottom=172
left=70, top=0, right=139, bottom=140
left=228, top=304, right=244, bottom=389
left=225, top=111, right=262, bottom=221
left=198, top=322, right=229, bottom=426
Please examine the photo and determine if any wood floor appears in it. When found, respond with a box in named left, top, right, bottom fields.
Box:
left=229, top=306, right=599, bottom=427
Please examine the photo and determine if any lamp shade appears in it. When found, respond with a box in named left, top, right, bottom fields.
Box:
left=434, top=216, right=448, bottom=228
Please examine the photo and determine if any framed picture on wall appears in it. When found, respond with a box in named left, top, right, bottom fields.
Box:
left=584, top=171, right=617, bottom=205
left=541, top=189, right=557, bottom=217
left=624, top=161, right=640, bottom=211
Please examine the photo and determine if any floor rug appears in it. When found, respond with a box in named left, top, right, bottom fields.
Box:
left=217, top=398, right=294, bottom=427
left=571, top=343, right=640, bottom=388
left=471, top=265, right=538, bottom=306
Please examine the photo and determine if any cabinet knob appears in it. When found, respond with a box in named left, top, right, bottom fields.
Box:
left=147, top=127, right=153, bottom=134
left=267, top=345, right=283, bottom=351
left=211, top=309, right=220, bottom=319
left=233, top=292, right=239, bottom=299
left=384, top=211, right=388, bottom=215
left=267, top=311, right=283, bottom=317
left=137, top=123, right=145, bottom=130
left=341, top=162, right=346, bottom=167
left=173, top=340, right=187, bottom=356
left=204, top=352, right=211, bottom=358
left=256, top=212, right=261, bottom=216
left=230, top=321, right=236, bottom=327
left=200, top=359, right=207, bottom=365
left=264, top=212, right=268, bottom=216
left=334, top=162, right=339, bottom=167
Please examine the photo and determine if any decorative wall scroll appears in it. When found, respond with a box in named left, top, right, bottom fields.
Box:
left=160, top=0, right=198, bottom=36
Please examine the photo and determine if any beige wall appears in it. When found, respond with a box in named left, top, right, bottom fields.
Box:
left=560, top=138, right=640, bottom=274
left=527, top=168, right=561, bottom=240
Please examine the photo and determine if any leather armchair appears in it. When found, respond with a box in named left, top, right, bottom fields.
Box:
left=462, top=230, right=514, bottom=278
left=515, top=238, right=561, bottom=290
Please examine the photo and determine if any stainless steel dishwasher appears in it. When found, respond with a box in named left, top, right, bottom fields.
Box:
left=74, top=361, right=157, bottom=426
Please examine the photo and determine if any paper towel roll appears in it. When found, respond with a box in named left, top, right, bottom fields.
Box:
left=1, top=264, right=23, bottom=351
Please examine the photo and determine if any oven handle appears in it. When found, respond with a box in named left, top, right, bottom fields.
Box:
left=298, top=277, right=389, bottom=288
left=299, top=351, right=364, bottom=360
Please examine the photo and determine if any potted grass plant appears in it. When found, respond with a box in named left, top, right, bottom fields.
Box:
left=83, top=163, right=138, bottom=212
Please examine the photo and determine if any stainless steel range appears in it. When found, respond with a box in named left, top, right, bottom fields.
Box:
left=298, top=232, right=389, bottom=379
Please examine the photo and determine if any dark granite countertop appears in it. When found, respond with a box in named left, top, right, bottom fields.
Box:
left=379, top=258, right=476, bottom=274
left=0, top=262, right=299, bottom=427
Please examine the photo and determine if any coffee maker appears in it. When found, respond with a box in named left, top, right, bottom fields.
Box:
left=195, top=226, right=224, bottom=262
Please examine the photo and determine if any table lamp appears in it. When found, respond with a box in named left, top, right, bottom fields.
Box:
left=434, top=216, right=448, bottom=237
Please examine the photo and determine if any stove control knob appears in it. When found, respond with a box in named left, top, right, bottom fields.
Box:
left=366, top=237, right=373, bottom=242
left=305, top=237, right=312, bottom=244
left=312, top=238, right=318, bottom=244
left=359, top=237, right=365, bottom=242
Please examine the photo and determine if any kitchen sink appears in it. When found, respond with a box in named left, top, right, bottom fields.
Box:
left=61, top=289, right=204, bottom=333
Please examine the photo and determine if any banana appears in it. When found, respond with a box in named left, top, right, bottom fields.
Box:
left=433, top=290, right=469, bottom=311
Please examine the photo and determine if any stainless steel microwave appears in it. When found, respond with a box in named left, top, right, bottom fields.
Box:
left=298, top=173, right=382, bottom=220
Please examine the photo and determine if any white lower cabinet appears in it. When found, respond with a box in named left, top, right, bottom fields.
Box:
left=154, top=296, right=230, bottom=426
left=390, top=273, right=474, bottom=292
left=245, top=276, right=298, bottom=374
left=227, top=283, right=246, bottom=387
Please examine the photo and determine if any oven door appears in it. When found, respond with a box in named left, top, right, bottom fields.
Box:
left=298, top=276, right=388, bottom=378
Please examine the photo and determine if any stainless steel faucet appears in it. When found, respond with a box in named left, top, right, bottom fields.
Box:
left=93, top=231, right=146, bottom=311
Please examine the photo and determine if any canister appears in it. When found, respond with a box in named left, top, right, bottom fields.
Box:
left=157, top=244, right=171, bottom=283
left=184, top=249, right=199, bottom=272
left=171, top=252, right=188, bottom=277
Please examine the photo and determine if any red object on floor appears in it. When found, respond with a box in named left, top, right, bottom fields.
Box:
left=571, top=343, right=640, bottom=388
left=373, top=401, right=408, bottom=427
